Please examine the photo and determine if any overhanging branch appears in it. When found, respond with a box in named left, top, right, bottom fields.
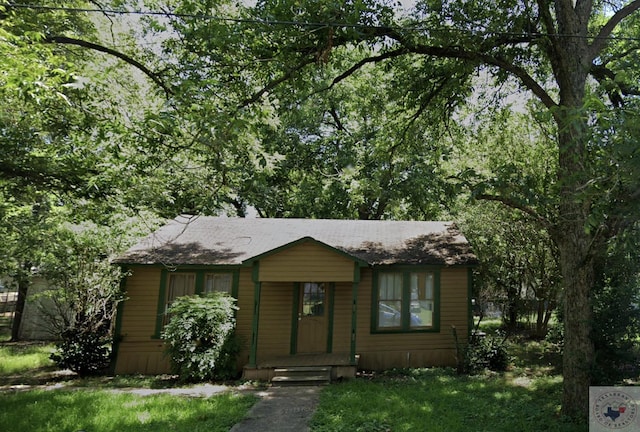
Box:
left=381, top=29, right=559, bottom=112
left=45, top=36, right=173, bottom=98
left=590, top=0, right=640, bottom=58
left=475, top=193, right=552, bottom=229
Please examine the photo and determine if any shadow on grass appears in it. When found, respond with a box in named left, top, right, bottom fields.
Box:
left=0, top=389, right=256, bottom=432
left=311, top=369, right=586, bottom=432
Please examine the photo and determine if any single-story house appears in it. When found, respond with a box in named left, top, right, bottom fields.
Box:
left=112, top=216, right=478, bottom=380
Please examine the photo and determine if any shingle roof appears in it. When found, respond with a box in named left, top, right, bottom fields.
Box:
left=114, top=215, right=478, bottom=267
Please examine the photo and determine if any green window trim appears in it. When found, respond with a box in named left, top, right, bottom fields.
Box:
left=153, top=268, right=240, bottom=339
left=371, top=267, right=441, bottom=334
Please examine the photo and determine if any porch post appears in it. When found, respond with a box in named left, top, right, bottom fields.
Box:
left=350, top=263, right=360, bottom=365
left=249, top=262, right=261, bottom=368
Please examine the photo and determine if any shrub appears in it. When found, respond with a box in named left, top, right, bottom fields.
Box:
left=50, top=329, right=111, bottom=376
left=454, top=326, right=510, bottom=374
left=162, top=293, right=240, bottom=382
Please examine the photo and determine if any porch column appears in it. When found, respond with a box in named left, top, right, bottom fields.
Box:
left=249, top=262, right=261, bottom=368
left=350, top=263, right=360, bottom=365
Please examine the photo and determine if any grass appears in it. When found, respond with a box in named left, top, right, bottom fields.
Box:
left=1, top=330, right=582, bottom=432
left=0, top=389, right=256, bottom=432
left=311, top=369, right=584, bottom=432
left=311, top=323, right=585, bottom=432
left=0, top=343, right=56, bottom=376
left=0, top=342, right=258, bottom=432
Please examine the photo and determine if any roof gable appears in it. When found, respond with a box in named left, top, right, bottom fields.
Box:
left=243, top=236, right=369, bottom=267
left=114, top=216, right=478, bottom=267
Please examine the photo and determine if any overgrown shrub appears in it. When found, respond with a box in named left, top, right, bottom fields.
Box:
left=162, top=293, right=240, bottom=382
left=50, top=329, right=111, bottom=376
left=42, top=225, right=126, bottom=376
left=454, top=326, right=510, bottom=374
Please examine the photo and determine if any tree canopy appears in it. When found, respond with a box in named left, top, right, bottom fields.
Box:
left=1, top=0, right=639, bottom=419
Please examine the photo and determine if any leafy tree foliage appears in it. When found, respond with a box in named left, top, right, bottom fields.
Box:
left=3, top=0, right=640, bottom=419
left=43, top=218, right=156, bottom=375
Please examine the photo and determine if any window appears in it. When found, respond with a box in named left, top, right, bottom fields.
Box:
left=164, top=273, right=196, bottom=324
left=378, top=273, right=403, bottom=328
left=302, top=283, right=325, bottom=316
left=204, top=273, right=232, bottom=294
left=409, top=273, right=434, bottom=328
left=375, top=270, right=437, bottom=332
left=155, top=269, right=238, bottom=337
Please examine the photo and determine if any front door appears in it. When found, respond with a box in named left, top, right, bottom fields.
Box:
left=297, top=282, right=328, bottom=353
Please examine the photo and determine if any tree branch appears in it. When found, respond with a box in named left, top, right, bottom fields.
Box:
left=238, top=58, right=315, bottom=108
left=45, top=35, right=173, bottom=98
left=399, top=41, right=559, bottom=111
left=590, top=0, right=640, bottom=58
left=327, top=48, right=407, bottom=90
left=475, top=193, right=552, bottom=229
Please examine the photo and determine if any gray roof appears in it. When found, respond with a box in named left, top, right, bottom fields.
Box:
left=114, top=216, right=478, bottom=267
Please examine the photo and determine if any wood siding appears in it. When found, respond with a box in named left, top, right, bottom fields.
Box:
left=256, top=282, right=295, bottom=360
left=114, top=260, right=470, bottom=374
left=354, top=267, right=469, bottom=370
left=115, top=266, right=256, bottom=375
left=258, top=241, right=355, bottom=282
left=114, top=267, right=166, bottom=374
left=331, top=282, right=354, bottom=354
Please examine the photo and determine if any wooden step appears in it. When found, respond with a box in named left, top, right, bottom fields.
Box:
left=271, top=366, right=331, bottom=386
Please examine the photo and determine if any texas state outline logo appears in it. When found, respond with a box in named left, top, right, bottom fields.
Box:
left=592, top=388, right=638, bottom=430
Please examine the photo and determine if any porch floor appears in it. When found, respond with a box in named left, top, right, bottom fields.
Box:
left=257, top=352, right=354, bottom=368
left=243, top=353, right=358, bottom=382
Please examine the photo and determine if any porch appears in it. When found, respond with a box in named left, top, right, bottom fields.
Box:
left=242, top=352, right=359, bottom=383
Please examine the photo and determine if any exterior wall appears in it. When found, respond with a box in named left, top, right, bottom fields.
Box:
left=19, top=276, right=62, bottom=340
left=259, top=241, right=355, bottom=282
left=354, top=267, right=469, bottom=370
left=114, top=267, right=168, bottom=374
left=331, top=282, right=354, bottom=354
left=114, top=260, right=470, bottom=375
left=115, top=265, right=256, bottom=375
left=255, top=282, right=294, bottom=360
left=234, top=267, right=255, bottom=368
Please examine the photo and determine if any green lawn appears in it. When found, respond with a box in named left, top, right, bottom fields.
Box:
left=0, top=334, right=584, bottom=432
left=311, top=368, right=585, bottom=432
left=0, top=343, right=56, bottom=376
left=0, top=389, right=256, bottom=432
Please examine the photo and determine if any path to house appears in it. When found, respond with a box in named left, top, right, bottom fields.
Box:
left=230, top=385, right=321, bottom=432
left=1, top=380, right=322, bottom=432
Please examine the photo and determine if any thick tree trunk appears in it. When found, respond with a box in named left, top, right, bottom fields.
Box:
left=555, top=109, right=595, bottom=419
left=557, top=216, right=594, bottom=418
left=10, top=267, right=31, bottom=342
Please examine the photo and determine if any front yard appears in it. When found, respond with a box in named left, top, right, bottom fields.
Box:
left=0, top=336, right=586, bottom=431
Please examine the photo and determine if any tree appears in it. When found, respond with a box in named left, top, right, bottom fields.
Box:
left=7, top=0, right=640, bottom=416
left=230, top=53, right=455, bottom=220
left=133, top=0, right=640, bottom=417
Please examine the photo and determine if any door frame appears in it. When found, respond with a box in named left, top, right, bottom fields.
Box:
left=290, top=282, right=335, bottom=354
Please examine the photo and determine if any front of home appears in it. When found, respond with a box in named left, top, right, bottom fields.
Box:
left=112, top=216, right=477, bottom=379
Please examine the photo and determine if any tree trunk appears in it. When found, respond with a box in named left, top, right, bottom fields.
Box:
left=560, top=242, right=594, bottom=418
left=10, top=266, right=31, bottom=341
left=550, top=2, right=596, bottom=416
left=555, top=110, right=595, bottom=419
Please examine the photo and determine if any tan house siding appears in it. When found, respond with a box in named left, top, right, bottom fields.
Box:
left=234, top=268, right=255, bottom=367
left=114, top=267, right=169, bottom=374
left=354, top=267, right=469, bottom=371
left=259, top=241, right=355, bottom=282
left=114, top=255, right=472, bottom=375
left=331, top=282, right=354, bottom=354
left=256, top=282, right=295, bottom=361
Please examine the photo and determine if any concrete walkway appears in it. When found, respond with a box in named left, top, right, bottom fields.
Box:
left=1, top=378, right=323, bottom=432
left=230, top=386, right=322, bottom=432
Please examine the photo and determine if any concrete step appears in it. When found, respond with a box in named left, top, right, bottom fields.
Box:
left=271, top=366, right=331, bottom=386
